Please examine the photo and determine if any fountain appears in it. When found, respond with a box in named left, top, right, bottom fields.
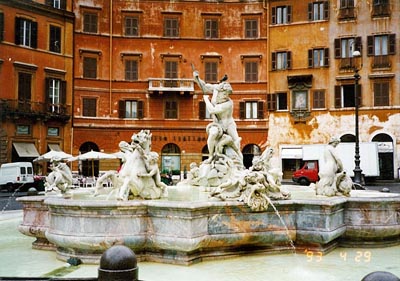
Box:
left=16, top=71, right=400, bottom=266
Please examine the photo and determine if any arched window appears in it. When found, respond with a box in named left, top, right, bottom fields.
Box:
left=161, top=143, right=181, bottom=175
left=340, top=134, right=355, bottom=142
left=79, top=142, right=99, bottom=176
left=372, top=133, right=394, bottom=180
left=242, top=144, right=261, bottom=169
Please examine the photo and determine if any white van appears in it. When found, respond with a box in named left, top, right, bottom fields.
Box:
left=0, top=162, right=34, bottom=192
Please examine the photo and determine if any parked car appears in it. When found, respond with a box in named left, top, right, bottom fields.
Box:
left=0, top=162, right=34, bottom=192
left=292, top=160, right=319, bottom=186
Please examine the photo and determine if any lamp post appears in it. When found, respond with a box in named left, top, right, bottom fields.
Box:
left=352, top=50, right=363, bottom=185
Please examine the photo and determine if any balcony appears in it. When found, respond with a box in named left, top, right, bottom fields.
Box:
left=148, top=78, right=195, bottom=94
left=372, top=4, right=390, bottom=17
left=338, top=7, right=355, bottom=20
left=0, top=99, right=71, bottom=123
left=339, top=58, right=357, bottom=71
left=372, top=55, right=391, bottom=69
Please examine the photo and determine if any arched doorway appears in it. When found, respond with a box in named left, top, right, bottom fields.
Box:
left=372, top=133, right=394, bottom=180
left=242, top=144, right=261, bottom=169
left=201, top=145, right=209, bottom=162
left=340, top=134, right=356, bottom=142
left=79, top=142, right=99, bottom=177
left=161, top=143, right=181, bottom=175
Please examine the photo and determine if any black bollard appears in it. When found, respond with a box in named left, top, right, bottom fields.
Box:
left=98, top=245, right=139, bottom=281
left=27, top=187, right=38, bottom=196
left=361, top=271, right=400, bottom=281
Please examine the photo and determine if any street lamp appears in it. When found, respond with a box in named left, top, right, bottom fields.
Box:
left=352, top=50, right=363, bottom=186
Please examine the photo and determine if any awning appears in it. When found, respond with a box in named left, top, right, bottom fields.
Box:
left=48, top=143, right=61, bottom=151
left=13, top=142, right=40, bottom=157
left=281, top=148, right=303, bottom=159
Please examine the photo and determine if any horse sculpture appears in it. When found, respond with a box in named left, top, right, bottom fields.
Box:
left=44, top=157, right=73, bottom=193
left=94, top=130, right=164, bottom=200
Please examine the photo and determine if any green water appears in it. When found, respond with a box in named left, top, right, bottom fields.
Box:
left=1, top=212, right=399, bottom=281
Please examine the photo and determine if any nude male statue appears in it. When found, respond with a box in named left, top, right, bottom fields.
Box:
left=193, top=70, right=241, bottom=161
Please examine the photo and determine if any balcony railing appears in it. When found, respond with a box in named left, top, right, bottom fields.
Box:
left=338, top=7, right=355, bottom=20
left=0, top=99, right=71, bottom=122
left=148, top=78, right=194, bottom=94
left=372, top=55, right=391, bottom=69
left=339, top=57, right=357, bottom=70
left=372, top=4, right=390, bottom=17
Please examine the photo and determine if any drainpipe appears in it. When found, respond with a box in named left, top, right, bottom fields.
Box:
left=109, top=0, right=113, bottom=116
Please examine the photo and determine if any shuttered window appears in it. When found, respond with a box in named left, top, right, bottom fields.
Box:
left=82, top=98, right=96, bottom=117
left=15, top=18, right=37, bottom=48
left=374, top=82, right=389, bottom=106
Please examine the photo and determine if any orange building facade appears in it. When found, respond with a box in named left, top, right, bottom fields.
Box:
left=266, top=0, right=399, bottom=180
left=1, top=0, right=399, bottom=180
left=0, top=0, right=74, bottom=173
left=71, top=0, right=269, bottom=175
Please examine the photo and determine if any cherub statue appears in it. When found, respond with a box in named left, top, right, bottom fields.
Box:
left=137, top=151, right=167, bottom=192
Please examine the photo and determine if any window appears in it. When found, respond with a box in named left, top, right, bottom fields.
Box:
left=125, top=60, right=138, bottom=81
left=312, top=90, right=325, bottom=109
left=308, top=2, right=329, bottom=21
left=277, top=93, right=288, bottom=110
left=308, top=48, right=329, bottom=68
left=340, top=0, right=354, bottom=8
left=45, top=0, right=66, bottom=9
left=0, top=12, right=4, bottom=42
left=334, top=84, right=361, bottom=108
left=272, top=51, right=291, bottom=70
left=164, top=18, right=179, bottom=37
left=204, top=19, right=218, bottom=39
left=372, top=0, right=390, bottom=17
left=83, top=57, right=97, bottom=78
left=367, top=34, right=395, bottom=68
left=334, top=37, right=362, bottom=69
left=267, top=93, right=287, bottom=111
left=205, top=62, right=218, bottom=83
left=18, top=72, right=32, bottom=111
left=82, top=98, right=96, bottom=117
left=165, top=101, right=177, bottom=119
left=245, top=19, right=258, bottom=38
left=199, top=101, right=211, bottom=119
left=119, top=100, right=143, bottom=118
left=271, top=6, right=292, bottom=24
left=15, top=18, right=37, bottom=48
left=49, top=25, right=61, bottom=53
left=125, top=16, right=139, bottom=36
left=245, top=61, right=258, bottom=82
left=16, top=125, right=30, bottom=135
left=164, top=61, right=178, bottom=87
left=338, top=0, right=355, bottom=19
left=239, top=101, right=264, bottom=119
left=46, top=78, right=66, bottom=113
left=374, top=81, right=389, bottom=106
left=47, top=127, right=60, bottom=137
left=83, top=12, right=98, bottom=33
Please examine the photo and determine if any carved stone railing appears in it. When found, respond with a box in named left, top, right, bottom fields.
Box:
left=148, top=78, right=194, bottom=94
left=290, top=108, right=310, bottom=123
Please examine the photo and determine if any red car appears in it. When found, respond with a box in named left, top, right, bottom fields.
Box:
left=292, top=160, right=319, bottom=185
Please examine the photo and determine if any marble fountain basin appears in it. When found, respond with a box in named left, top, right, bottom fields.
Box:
left=17, top=186, right=400, bottom=265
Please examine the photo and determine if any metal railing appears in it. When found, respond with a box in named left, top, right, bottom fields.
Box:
left=372, top=55, right=391, bottom=69
left=0, top=99, right=71, bottom=121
